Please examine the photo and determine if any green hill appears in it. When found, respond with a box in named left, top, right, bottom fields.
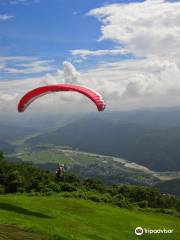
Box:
left=0, top=195, right=179, bottom=240
left=0, top=152, right=179, bottom=239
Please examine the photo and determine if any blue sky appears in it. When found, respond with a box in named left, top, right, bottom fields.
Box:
left=0, top=0, right=140, bottom=79
left=0, top=0, right=178, bottom=75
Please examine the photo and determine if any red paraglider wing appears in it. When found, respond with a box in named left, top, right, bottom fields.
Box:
left=18, top=84, right=105, bottom=112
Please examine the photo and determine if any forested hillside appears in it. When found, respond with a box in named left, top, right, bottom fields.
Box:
left=27, top=118, right=180, bottom=171
left=0, top=152, right=179, bottom=213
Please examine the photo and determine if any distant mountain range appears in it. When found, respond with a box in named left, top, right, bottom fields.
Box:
left=0, top=122, right=34, bottom=153
left=0, top=140, right=14, bottom=154
left=27, top=117, right=180, bottom=171
left=0, top=122, right=34, bottom=141
left=87, top=106, right=180, bottom=127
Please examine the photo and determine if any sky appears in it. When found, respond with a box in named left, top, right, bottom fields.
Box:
left=1, top=0, right=180, bottom=119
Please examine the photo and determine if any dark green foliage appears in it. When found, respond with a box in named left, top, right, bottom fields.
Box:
left=0, top=152, right=54, bottom=193
left=136, top=200, right=148, bottom=208
left=88, top=194, right=102, bottom=202
left=46, top=182, right=61, bottom=192
left=0, top=152, right=4, bottom=160
left=0, top=184, right=5, bottom=194
left=60, top=183, right=77, bottom=192
left=156, top=178, right=180, bottom=197
left=175, top=200, right=180, bottom=213
left=83, top=179, right=106, bottom=193
left=112, top=197, right=132, bottom=209
left=64, top=173, right=81, bottom=184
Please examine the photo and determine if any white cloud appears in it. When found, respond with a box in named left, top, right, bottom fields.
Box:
left=71, top=48, right=129, bottom=59
left=0, top=14, right=13, bottom=22
left=0, top=92, right=18, bottom=102
left=0, top=64, right=5, bottom=70
left=0, top=56, right=36, bottom=62
left=43, top=61, right=80, bottom=85
left=77, top=0, right=180, bottom=108
left=69, top=0, right=180, bottom=110
left=0, top=57, right=55, bottom=75
left=0, top=0, right=40, bottom=5
left=88, top=0, right=180, bottom=58
left=87, top=57, right=180, bottom=96
left=61, top=61, right=80, bottom=84
left=5, top=60, right=55, bottom=74
left=1, top=56, right=180, bottom=116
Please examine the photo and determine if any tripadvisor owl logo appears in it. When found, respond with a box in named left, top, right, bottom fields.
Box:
left=134, top=227, right=174, bottom=235
left=135, top=227, right=143, bottom=235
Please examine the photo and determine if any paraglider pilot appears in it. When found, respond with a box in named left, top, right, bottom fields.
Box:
left=56, top=163, right=65, bottom=181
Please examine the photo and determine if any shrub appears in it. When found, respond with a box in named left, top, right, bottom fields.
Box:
left=112, top=196, right=132, bottom=209
left=65, top=173, right=81, bottom=184
left=100, top=193, right=112, bottom=203
left=83, top=179, right=106, bottom=193
left=137, top=200, right=148, bottom=208
left=47, top=182, right=61, bottom=192
left=88, top=194, right=101, bottom=202
left=60, top=183, right=77, bottom=192
left=0, top=184, right=5, bottom=194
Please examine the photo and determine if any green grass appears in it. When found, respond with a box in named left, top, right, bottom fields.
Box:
left=19, top=151, right=68, bottom=164
left=72, top=154, right=98, bottom=166
left=0, top=195, right=179, bottom=240
left=17, top=149, right=99, bottom=166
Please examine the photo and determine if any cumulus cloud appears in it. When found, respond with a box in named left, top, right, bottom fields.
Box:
left=88, top=0, right=180, bottom=58
left=1, top=57, right=180, bottom=116
left=78, top=0, right=180, bottom=104
left=61, top=61, right=80, bottom=84
left=43, top=61, right=80, bottom=85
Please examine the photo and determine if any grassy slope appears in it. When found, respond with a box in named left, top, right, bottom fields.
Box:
left=0, top=195, right=179, bottom=240
left=0, top=224, right=49, bottom=240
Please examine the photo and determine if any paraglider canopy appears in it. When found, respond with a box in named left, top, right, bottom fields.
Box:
left=18, top=84, right=105, bottom=112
